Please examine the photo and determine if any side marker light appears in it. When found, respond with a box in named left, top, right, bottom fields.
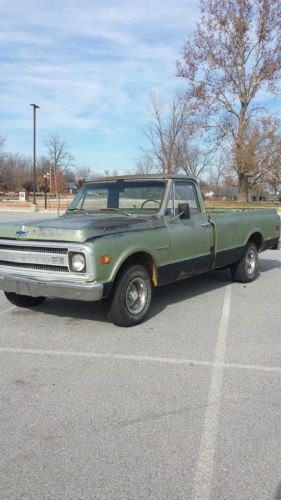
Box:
left=100, top=255, right=111, bottom=264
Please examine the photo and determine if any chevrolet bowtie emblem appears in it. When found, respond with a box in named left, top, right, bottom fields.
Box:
left=16, top=226, right=28, bottom=238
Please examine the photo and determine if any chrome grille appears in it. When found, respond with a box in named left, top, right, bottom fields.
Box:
left=0, top=239, right=94, bottom=281
left=0, top=241, right=69, bottom=273
left=0, top=244, right=67, bottom=254
left=0, top=260, right=68, bottom=272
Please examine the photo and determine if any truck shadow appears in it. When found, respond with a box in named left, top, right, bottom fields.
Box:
left=150, top=269, right=231, bottom=318
left=32, top=269, right=230, bottom=324
left=259, top=257, right=281, bottom=272
left=30, top=257, right=280, bottom=325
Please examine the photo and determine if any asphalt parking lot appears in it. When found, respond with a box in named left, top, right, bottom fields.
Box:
left=0, top=210, right=281, bottom=500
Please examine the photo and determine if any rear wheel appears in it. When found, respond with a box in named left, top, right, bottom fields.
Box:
left=231, top=242, right=259, bottom=283
left=106, top=264, right=152, bottom=327
left=4, top=292, right=46, bottom=308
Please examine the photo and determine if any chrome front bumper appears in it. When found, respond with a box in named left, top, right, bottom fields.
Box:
left=0, top=273, right=103, bottom=302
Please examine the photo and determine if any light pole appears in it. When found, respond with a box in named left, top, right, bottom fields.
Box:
left=30, top=103, right=40, bottom=210
left=44, top=173, right=50, bottom=209
left=49, top=161, right=52, bottom=194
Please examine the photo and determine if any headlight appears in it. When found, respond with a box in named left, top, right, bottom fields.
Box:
left=69, top=252, right=86, bottom=273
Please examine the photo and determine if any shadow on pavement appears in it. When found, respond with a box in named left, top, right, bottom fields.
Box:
left=9, top=255, right=280, bottom=325
left=259, top=257, right=281, bottom=272
left=18, top=269, right=231, bottom=324
left=150, top=269, right=230, bottom=318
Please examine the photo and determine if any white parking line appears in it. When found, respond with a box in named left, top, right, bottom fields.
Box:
left=0, top=347, right=214, bottom=366
left=191, top=284, right=232, bottom=500
left=0, top=346, right=280, bottom=374
left=225, top=362, right=281, bottom=373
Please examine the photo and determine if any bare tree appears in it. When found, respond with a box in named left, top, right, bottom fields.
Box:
left=141, top=94, right=190, bottom=174
left=139, top=93, right=210, bottom=179
left=76, top=166, right=94, bottom=181
left=213, top=116, right=281, bottom=199
left=179, top=132, right=212, bottom=178
left=177, top=0, right=281, bottom=199
left=0, top=153, right=33, bottom=192
left=45, top=134, right=74, bottom=213
left=182, top=147, right=211, bottom=178
left=134, top=156, right=154, bottom=175
left=239, top=116, right=281, bottom=196
left=75, top=166, right=96, bottom=189
left=206, top=162, right=225, bottom=192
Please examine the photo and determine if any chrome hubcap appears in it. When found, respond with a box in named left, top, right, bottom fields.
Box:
left=246, top=250, right=256, bottom=275
left=125, top=277, right=148, bottom=315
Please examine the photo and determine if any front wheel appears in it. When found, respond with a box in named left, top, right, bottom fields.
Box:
left=231, top=242, right=259, bottom=283
left=106, top=264, right=152, bottom=327
left=4, top=292, right=46, bottom=308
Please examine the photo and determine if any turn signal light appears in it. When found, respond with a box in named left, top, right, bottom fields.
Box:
left=100, top=255, right=111, bottom=264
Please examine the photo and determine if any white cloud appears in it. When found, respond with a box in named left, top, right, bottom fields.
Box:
left=0, top=0, right=200, bottom=169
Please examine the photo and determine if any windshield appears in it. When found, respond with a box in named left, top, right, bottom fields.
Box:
left=68, top=180, right=166, bottom=215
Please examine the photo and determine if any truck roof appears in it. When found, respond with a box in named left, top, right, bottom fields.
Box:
left=85, top=174, right=196, bottom=183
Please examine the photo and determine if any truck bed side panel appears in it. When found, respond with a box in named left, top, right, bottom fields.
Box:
left=211, top=209, right=280, bottom=268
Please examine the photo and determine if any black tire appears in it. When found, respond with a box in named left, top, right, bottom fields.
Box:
left=106, top=264, right=152, bottom=327
left=4, top=292, right=46, bottom=308
left=231, top=242, right=259, bottom=283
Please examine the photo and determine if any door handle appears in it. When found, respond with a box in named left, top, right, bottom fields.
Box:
left=201, top=223, right=211, bottom=227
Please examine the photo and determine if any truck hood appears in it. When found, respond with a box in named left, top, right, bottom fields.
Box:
left=0, top=213, right=164, bottom=243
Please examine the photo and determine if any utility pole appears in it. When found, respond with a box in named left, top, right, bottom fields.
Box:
left=44, top=172, right=50, bottom=209
left=30, top=103, right=40, bottom=210
left=49, top=161, right=52, bottom=194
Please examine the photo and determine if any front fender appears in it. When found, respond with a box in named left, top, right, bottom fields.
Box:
left=91, top=228, right=170, bottom=284
left=109, top=245, right=159, bottom=283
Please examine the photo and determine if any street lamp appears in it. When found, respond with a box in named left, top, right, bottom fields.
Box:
left=43, top=173, right=50, bottom=209
left=30, top=103, right=40, bottom=210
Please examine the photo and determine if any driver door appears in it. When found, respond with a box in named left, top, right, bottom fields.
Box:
left=165, top=180, right=214, bottom=281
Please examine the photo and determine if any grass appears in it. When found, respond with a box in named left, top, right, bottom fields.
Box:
left=0, top=196, right=280, bottom=212
left=205, top=200, right=281, bottom=210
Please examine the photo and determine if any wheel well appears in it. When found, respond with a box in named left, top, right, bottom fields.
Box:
left=248, top=232, right=263, bottom=251
left=115, top=252, right=157, bottom=286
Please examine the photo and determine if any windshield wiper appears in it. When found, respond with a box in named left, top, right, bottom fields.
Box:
left=100, top=208, right=131, bottom=217
left=67, top=208, right=89, bottom=215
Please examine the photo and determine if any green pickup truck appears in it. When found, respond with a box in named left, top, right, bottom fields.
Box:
left=0, top=175, right=280, bottom=326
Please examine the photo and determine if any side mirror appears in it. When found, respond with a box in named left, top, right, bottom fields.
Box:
left=178, top=203, right=190, bottom=220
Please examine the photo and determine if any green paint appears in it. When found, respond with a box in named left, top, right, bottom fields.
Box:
left=0, top=175, right=279, bottom=292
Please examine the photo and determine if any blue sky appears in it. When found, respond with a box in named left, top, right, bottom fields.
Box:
left=0, top=0, right=200, bottom=174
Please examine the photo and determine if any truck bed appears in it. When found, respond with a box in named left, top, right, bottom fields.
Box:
left=208, top=208, right=280, bottom=268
